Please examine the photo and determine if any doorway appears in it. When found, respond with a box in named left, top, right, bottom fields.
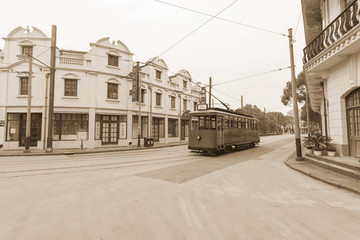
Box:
left=346, top=88, right=360, bottom=157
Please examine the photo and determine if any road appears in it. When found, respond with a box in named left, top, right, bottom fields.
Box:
left=0, top=135, right=359, bottom=240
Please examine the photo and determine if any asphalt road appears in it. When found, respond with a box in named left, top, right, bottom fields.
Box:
left=0, top=135, right=359, bottom=240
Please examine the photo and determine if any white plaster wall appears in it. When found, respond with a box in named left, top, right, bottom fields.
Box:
left=326, top=53, right=360, bottom=146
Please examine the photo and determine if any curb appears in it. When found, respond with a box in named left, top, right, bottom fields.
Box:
left=285, top=153, right=360, bottom=195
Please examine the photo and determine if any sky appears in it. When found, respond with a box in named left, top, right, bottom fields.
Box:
left=0, top=0, right=306, bottom=115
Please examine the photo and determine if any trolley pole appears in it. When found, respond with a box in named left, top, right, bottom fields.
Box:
left=288, top=28, right=302, bottom=160
left=208, top=77, right=212, bottom=108
left=47, top=25, right=57, bottom=152
left=24, top=52, right=33, bottom=152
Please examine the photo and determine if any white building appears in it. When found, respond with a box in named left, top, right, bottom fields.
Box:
left=0, top=26, right=201, bottom=150
left=302, top=0, right=360, bottom=156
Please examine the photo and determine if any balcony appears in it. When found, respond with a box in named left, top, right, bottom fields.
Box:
left=58, top=50, right=87, bottom=66
left=59, top=56, right=85, bottom=65
left=303, top=0, right=360, bottom=66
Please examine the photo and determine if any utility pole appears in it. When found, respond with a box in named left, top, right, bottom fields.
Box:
left=136, top=62, right=141, bottom=147
left=47, top=25, right=57, bottom=152
left=306, top=91, right=310, bottom=136
left=288, top=28, right=302, bottom=159
left=208, top=77, right=212, bottom=108
left=24, top=52, right=33, bottom=152
left=43, top=73, right=50, bottom=150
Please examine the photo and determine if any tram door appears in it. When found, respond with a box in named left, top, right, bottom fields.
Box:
left=217, top=116, right=224, bottom=150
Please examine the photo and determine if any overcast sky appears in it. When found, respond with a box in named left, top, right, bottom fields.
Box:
left=0, top=0, right=305, bottom=114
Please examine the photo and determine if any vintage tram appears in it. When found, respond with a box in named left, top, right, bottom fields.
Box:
left=188, top=108, right=260, bottom=153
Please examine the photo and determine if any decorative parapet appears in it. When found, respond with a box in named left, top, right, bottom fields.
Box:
left=58, top=50, right=87, bottom=66
left=303, top=0, right=360, bottom=64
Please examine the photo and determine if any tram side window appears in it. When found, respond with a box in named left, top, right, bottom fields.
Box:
left=210, top=116, right=216, bottom=130
left=224, top=118, right=229, bottom=129
left=234, top=118, right=238, bottom=128
left=199, top=116, right=205, bottom=129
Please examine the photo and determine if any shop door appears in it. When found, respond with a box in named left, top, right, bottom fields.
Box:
left=101, top=116, right=118, bottom=144
left=19, top=113, right=42, bottom=147
left=346, top=88, right=360, bottom=157
left=181, top=120, right=185, bottom=140
left=152, top=118, right=159, bottom=142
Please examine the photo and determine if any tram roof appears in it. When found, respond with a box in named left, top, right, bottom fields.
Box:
left=190, top=108, right=256, bottom=119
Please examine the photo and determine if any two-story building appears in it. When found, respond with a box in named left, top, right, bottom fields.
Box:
left=0, top=26, right=202, bottom=150
left=302, top=0, right=360, bottom=156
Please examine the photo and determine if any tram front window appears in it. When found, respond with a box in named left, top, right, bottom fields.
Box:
left=191, top=117, right=199, bottom=130
left=210, top=116, right=216, bottom=129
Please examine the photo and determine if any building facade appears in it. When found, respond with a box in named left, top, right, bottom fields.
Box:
left=0, top=26, right=201, bottom=150
left=302, top=0, right=360, bottom=156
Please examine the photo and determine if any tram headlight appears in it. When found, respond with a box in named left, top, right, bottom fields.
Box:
left=197, top=136, right=201, bottom=140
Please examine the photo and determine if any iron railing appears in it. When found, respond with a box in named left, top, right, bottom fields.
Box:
left=303, top=0, right=360, bottom=64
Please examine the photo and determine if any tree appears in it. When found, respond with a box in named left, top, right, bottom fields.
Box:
left=281, top=71, right=306, bottom=106
left=281, top=71, right=321, bottom=132
left=236, top=105, right=288, bottom=135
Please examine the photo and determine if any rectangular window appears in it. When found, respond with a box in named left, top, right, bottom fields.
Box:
left=107, top=83, right=118, bottom=99
left=171, top=96, right=176, bottom=109
left=193, top=102, right=197, bottom=111
left=22, top=46, right=33, bottom=57
left=210, top=116, right=216, bottom=130
left=20, top=77, right=29, bottom=95
left=141, top=89, right=146, bottom=103
left=108, top=55, right=119, bottom=67
left=156, top=93, right=162, bottom=106
left=64, top=79, right=78, bottom=96
left=54, top=114, right=88, bottom=140
left=155, top=70, right=162, bottom=80
left=168, top=119, right=178, bottom=137
left=183, top=80, right=187, bottom=89
left=191, top=117, right=198, bottom=130
left=183, top=99, right=187, bottom=110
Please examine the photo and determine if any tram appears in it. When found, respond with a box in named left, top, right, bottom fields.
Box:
left=188, top=108, right=260, bottom=153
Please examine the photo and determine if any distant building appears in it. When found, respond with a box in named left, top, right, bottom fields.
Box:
left=0, top=26, right=201, bottom=150
left=301, top=0, right=360, bottom=156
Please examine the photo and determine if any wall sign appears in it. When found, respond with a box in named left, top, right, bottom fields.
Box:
left=0, top=120, right=4, bottom=127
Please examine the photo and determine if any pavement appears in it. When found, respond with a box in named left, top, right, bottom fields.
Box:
left=1, top=142, right=359, bottom=195
left=285, top=152, right=360, bottom=195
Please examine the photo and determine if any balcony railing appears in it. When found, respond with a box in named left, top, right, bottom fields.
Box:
left=303, top=0, right=360, bottom=64
left=59, top=56, right=85, bottom=65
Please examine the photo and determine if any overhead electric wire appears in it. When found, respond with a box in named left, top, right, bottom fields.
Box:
left=212, top=66, right=291, bottom=87
left=156, top=0, right=239, bottom=58
left=293, top=12, right=302, bottom=39
left=140, top=0, right=238, bottom=72
left=154, top=0, right=287, bottom=37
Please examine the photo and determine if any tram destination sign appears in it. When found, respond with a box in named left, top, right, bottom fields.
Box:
left=197, top=104, right=207, bottom=110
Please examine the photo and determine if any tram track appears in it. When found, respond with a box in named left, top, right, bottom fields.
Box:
left=0, top=146, right=188, bottom=165
left=0, top=155, right=200, bottom=179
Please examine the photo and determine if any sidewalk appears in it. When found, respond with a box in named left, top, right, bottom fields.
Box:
left=0, top=142, right=188, bottom=157
left=285, top=152, right=360, bottom=195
